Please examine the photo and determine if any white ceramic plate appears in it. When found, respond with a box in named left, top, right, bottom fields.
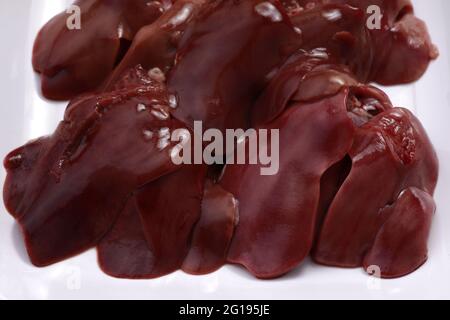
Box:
left=0, top=0, right=449, bottom=300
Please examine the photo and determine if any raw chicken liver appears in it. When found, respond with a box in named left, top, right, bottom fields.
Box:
left=3, top=0, right=439, bottom=280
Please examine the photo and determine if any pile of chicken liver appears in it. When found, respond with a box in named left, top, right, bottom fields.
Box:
left=3, top=0, right=439, bottom=279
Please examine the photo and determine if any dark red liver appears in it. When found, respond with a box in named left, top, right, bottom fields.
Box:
left=363, top=187, right=435, bottom=279
left=98, top=165, right=206, bottom=279
left=2, top=0, right=440, bottom=280
left=283, top=0, right=438, bottom=84
left=167, top=0, right=302, bottom=132
left=314, top=108, right=439, bottom=268
left=221, top=90, right=355, bottom=279
left=33, top=0, right=172, bottom=100
left=103, top=0, right=207, bottom=90
left=3, top=67, right=186, bottom=266
left=182, top=182, right=238, bottom=275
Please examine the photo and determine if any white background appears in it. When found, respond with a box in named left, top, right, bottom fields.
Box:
left=0, top=0, right=449, bottom=300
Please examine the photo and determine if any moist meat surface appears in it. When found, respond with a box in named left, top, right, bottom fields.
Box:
left=3, top=0, right=439, bottom=279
